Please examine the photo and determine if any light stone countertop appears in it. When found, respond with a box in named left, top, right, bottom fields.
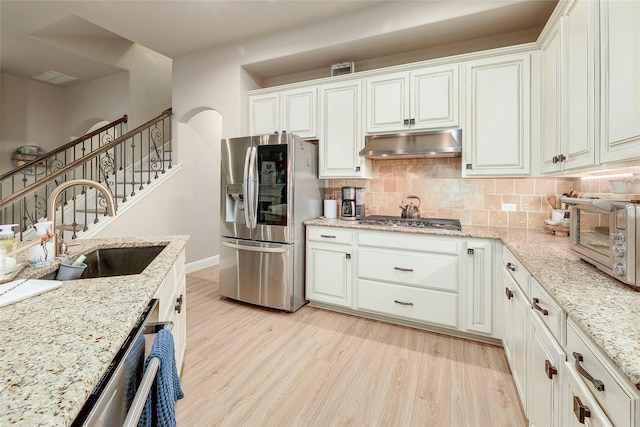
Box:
left=305, top=218, right=640, bottom=390
left=0, top=235, right=189, bottom=426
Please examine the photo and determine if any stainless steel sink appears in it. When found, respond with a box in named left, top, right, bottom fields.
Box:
left=41, top=245, right=167, bottom=280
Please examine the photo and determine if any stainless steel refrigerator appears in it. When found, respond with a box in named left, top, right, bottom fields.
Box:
left=220, top=133, right=322, bottom=312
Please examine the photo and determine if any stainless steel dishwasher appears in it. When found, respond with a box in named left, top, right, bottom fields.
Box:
left=71, top=299, right=172, bottom=426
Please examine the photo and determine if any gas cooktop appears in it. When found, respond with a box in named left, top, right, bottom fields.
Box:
left=359, top=215, right=462, bottom=231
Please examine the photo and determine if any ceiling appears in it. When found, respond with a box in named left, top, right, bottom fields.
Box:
left=0, top=0, right=558, bottom=87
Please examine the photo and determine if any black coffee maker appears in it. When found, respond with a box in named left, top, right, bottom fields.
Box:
left=341, top=186, right=365, bottom=220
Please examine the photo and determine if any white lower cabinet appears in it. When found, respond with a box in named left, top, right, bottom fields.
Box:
left=564, top=363, right=613, bottom=427
left=564, top=317, right=639, bottom=427
left=305, top=226, right=353, bottom=307
left=529, top=311, right=564, bottom=427
left=356, top=231, right=462, bottom=329
left=503, top=266, right=530, bottom=415
left=305, top=227, right=497, bottom=339
left=154, top=248, right=187, bottom=373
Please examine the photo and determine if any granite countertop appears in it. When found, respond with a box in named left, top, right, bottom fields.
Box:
left=0, top=235, right=189, bottom=426
left=305, top=218, right=640, bottom=391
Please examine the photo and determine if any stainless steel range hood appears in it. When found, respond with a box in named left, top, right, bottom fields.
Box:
left=359, top=129, right=462, bottom=159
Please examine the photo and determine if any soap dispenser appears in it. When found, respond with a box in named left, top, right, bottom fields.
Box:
left=0, top=224, right=18, bottom=252
left=28, top=221, right=55, bottom=266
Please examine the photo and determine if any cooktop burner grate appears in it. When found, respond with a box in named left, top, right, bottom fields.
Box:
left=359, top=215, right=462, bottom=231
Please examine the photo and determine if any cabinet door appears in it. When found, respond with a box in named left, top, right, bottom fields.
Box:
left=529, top=314, right=564, bottom=427
left=282, top=87, right=317, bottom=139
left=563, top=0, right=597, bottom=170
left=503, top=270, right=530, bottom=416
left=540, top=18, right=564, bottom=174
left=366, top=72, right=408, bottom=133
left=464, top=239, right=493, bottom=335
left=464, top=53, right=531, bottom=176
left=249, top=92, right=280, bottom=135
left=599, top=0, right=640, bottom=164
left=411, top=65, right=459, bottom=129
left=319, top=80, right=369, bottom=178
left=306, top=243, right=352, bottom=307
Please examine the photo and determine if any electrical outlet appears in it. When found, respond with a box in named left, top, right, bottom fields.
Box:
left=501, top=203, right=516, bottom=212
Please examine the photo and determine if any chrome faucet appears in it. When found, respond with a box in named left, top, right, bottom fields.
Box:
left=48, top=179, right=116, bottom=256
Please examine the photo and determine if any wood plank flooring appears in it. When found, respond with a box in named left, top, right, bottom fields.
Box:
left=176, top=266, right=527, bottom=427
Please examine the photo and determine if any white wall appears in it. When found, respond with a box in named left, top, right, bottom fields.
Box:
left=0, top=72, right=66, bottom=173
left=94, top=109, right=221, bottom=266
left=64, top=72, right=129, bottom=138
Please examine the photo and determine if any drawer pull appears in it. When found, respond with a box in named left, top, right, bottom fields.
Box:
left=394, top=267, right=414, bottom=272
left=545, top=359, right=557, bottom=379
left=394, top=299, right=414, bottom=306
left=320, top=234, right=336, bottom=239
left=573, top=352, right=605, bottom=391
left=506, top=262, right=517, bottom=272
left=175, top=294, right=184, bottom=314
left=532, top=298, right=549, bottom=316
left=505, top=287, right=514, bottom=300
left=573, top=396, right=591, bottom=424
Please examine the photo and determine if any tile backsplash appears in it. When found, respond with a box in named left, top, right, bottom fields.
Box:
left=328, top=158, right=576, bottom=229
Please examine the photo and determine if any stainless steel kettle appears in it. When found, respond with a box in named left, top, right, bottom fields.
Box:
left=399, top=195, right=421, bottom=219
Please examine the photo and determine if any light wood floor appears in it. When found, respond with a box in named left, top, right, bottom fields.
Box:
left=176, top=266, right=527, bottom=427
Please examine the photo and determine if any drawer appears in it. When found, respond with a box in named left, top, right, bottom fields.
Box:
left=358, top=248, right=459, bottom=292
left=307, top=226, right=353, bottom=245
left=566, top=317, right=637, bottom=427
left=357, top=279, right=458, bottom=328
left=358, top=230, right=460, bottom=254
left=529, top=278, right=563, bottom=342
left=502, top=246, right=530, bottom=297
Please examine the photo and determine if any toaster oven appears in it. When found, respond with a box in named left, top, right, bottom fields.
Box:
left=561, top=197, right=639, bottom=289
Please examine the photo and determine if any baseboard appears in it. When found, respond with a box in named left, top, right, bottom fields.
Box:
left=186, top=255, right=219, bottom=274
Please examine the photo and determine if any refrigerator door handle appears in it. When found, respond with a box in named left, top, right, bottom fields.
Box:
left=242, top=146, right=252, bottom=227
left=221, top=240, right=287, bottom=254
left=248, top=146, right=258, bottom=228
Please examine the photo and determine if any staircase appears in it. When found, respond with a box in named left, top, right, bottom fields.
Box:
left=0, top=109, right=174, bottom=243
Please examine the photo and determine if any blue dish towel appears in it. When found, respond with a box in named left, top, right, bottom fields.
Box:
left=139, top=329, right=184, bottom=427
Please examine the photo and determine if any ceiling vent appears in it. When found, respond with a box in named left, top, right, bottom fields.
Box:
left=32, top=70, right=78, bottom=85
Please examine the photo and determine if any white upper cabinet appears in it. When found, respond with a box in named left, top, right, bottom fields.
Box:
left=366, top=65, right=459, bottom=133
left=463, top=52, right=533, bottom=176
left=318, top=80, right=371, bottom=179
left=249, top=87, right=318, bottom=139
left=563, top=0, right=598, bottom=170
left=599, top=0, right=640, bottom=164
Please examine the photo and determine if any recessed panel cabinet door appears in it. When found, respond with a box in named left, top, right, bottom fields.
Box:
left=319, top=80, right=368, bottom=178
left=249, top=93, right=279, bottom=135
left=464, top=53, right=532, bottom=176
left=600, top=0, right=640, bottom=163
left=564, top=0, right=598, bottom=170
left=529, top=314, right=563, bottom=427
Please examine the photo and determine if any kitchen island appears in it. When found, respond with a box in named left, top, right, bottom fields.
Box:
left=0, top=235, right=189, bottom=426
left=305, top=218, right=640, bottom=391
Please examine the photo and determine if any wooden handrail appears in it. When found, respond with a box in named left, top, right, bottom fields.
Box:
left=0, top=108, right=172, bottom=209
left=0, top=114, right=128, bottom=181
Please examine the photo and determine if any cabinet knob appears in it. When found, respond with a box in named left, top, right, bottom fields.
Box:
left=506, top=262, right=517, bottom=272
left=346, top=253, right=351, bottom=260
left=409, top=118, right=415, bottom=125
left=573, top=396, right=591, bottom=424
left=545, top=359, right=558, bottom=379
left=505, top=287, right=514, bottom=300
left=175, top=294, right=184, bottom=314
left=403, top=119, right=410, bottom=125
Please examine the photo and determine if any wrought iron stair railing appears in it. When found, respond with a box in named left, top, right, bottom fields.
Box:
left=0, top=108, right=173, bottom=242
